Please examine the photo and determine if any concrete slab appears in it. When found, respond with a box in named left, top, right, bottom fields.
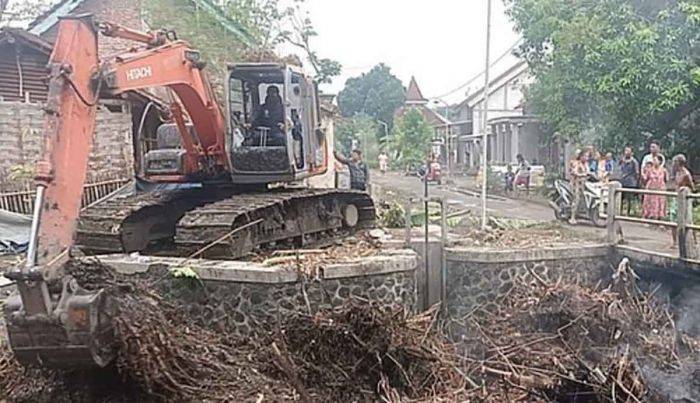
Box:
left=446, top=244, right=610, bottom=263
left=90, top=249, right=418, bottom=284
left=322, top=252, right=417, bottom=279
left=91, top=254, right=299, bottom=283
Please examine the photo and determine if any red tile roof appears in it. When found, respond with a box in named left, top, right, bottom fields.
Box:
left=395, top=105, right=449, bottom=127
left=405, top=76, right=427, bottom=104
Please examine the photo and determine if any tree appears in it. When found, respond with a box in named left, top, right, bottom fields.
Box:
left=1, top=0, right=54, bottom=25
left=337, top=64, right=406, bottom=129
left=335, top=115, right=381, bottom=166
left=143, top=0, right=340, bottom=96
left=505, top=0, right=700, bottom=157
left=386, top=109, right=432, bottom=163
left=281, top=2, right=341, bottom=84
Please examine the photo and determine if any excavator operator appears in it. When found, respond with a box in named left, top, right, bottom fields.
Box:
left=246, top=85, right=286, bottom=146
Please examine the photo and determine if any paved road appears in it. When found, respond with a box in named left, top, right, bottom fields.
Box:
left=371, top=171, right=674, bottom=254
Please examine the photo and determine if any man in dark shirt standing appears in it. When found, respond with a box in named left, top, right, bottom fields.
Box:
left=618, top=146, right=640, bottom=215
left=334, top=149, right=369, bottom=191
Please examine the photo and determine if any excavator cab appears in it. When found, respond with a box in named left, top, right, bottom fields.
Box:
left=226, top=63, right=327, bottom=184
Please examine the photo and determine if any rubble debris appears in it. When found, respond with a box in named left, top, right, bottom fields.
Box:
left=449, top=262, right=700, bottom=402
left=266, top=301, right=468, bottom=403
left=0, top=260, right=295, bottom=403
left=453, top=221, right=602, bottom=249
left=248, top=233, right=383, bottom=277
left=2, top=257, right=699, bottom=402
left=0, top=260, right=466, bottom=403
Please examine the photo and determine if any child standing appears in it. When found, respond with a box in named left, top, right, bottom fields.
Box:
left=504, top=165, right=515, bottom=194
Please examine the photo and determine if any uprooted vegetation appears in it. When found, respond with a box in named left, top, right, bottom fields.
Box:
left=1, top=259, right=699, bottom=402
left=0, top=260, right=465, bottom=403
left=452, top=260, right=700, bottom=402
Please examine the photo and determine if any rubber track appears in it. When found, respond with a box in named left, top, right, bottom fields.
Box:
left=76, top=188, right=375, bottom=258
left=175, top=189, right=375, bottom=258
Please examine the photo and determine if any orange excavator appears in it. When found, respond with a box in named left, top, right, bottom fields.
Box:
left=3, top=15, right=374, bottom=367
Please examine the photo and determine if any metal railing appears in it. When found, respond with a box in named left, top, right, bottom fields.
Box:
left=0, top=178, right=130, bottom=215
left=605, top=182, right=698, bottom=259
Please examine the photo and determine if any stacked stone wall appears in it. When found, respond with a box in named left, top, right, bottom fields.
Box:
left=445, top=246, right=611, bottom=322
left=96, top=251, right=418, bottom=337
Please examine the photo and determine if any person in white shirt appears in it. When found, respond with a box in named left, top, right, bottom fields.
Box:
left=378, top=152, right=389, bottom=175
left=641, top=139, right=665, bottom=185
left=514, top=154, right=531, bottom=195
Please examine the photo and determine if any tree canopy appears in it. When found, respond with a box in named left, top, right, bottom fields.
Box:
left=335, top=115, right=381, bottom=166
left=141, top=0, right=340, bottom=93
left=1, top=0, right=53, bottom=25
left=386, top=109, right=432, bottom=163
left=337, top=64, right=406, bottom=128
left=505, top=0, right=700, bottom=156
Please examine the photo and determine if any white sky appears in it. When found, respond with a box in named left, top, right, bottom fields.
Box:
left=302, top=0, right=521, bottom=104
left=5, top=0, right=522, bottom=104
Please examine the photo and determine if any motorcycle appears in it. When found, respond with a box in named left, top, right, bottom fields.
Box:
left=549, top=174, right=605, bottom=227
left=418, top=162, right=442, bottom=184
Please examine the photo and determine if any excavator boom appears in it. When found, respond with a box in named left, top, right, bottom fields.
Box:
left=3, top=13, right=235, bottom=368
left=3, top=14, right=116, bottom=367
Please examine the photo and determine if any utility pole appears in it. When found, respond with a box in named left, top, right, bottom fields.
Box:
left=432, top=99, right=452, bottom=181
left=480, top=0, right=492, bottom=230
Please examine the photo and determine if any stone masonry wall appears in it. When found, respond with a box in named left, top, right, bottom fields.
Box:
left=163, top=270, right=415, bottom=337
left=445, top=245, right=610, bottom=323
left=0, top=101, right=133, bottom=191
left=96, top=251, right=418, bottom=338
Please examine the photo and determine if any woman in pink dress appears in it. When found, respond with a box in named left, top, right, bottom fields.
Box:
left=642, top=156, right=667, bottom=220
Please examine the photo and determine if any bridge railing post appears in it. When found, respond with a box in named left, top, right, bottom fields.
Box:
left=677, top=188, right=696, bottom=259
left=606, top=182, right=621, bottom=244
left=404, top=200, right=412, bottom=247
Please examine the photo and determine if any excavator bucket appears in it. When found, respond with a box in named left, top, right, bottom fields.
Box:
left=3, top=276, right=117, bottom=368
left=2, top=14, right=117, bottom=368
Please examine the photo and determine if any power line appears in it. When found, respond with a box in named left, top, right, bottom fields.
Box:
left=428, top=2, right=693, bottom=102
left=429, top=38, right=522, bottom=100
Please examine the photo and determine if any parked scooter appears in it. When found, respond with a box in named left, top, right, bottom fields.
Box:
left=417, top=161, right=442, bottom=184
left=549, top=174, right=605, bottom=227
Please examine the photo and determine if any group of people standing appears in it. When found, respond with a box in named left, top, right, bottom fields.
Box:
left=569, top=140, right=695, bottom=247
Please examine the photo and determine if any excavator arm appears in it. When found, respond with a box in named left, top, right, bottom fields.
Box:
left=98, top=35, right=230, bottom=178
left=3, top=14, right=113, bottom=368
left=3, top=14, right=230, bottom=368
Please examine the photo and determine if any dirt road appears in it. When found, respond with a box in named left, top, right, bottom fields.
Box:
left=372, top=171, right=675, bottom=254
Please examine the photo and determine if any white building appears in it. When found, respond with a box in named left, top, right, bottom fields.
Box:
left=455, top=60, right=555, bottom=170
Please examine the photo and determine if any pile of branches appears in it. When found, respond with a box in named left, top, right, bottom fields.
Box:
left=250, top=233, right=382, bottom=277
left=267, top=301, right=469, bottom=402
left=454, top=260, right=700, bottom=402
left=0, top=260, right=295, bottom=402
left=0, top=261, right=469, bottom=402
left=453, top=220, right=601, bottom=249
left=240, top=48, right=303, bottom=66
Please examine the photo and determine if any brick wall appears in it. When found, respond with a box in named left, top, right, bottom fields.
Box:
left=0, top=101, right=133, bottom=191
